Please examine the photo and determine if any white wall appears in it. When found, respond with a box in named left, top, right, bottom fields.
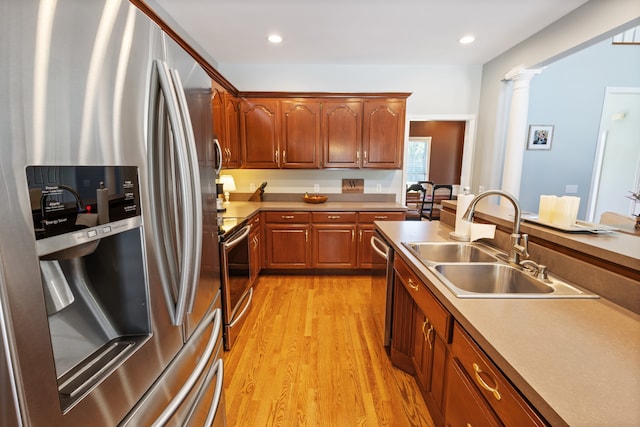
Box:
left=218, top=64, right=482, bottom=201
left=474, top=0, right=640, bottom=194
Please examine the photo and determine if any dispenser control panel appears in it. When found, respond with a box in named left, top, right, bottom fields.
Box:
left=26, top=166, right=141, bottom=240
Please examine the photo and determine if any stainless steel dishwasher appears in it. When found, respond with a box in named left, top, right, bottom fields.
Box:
left=370, top=231, right=395, bottom=350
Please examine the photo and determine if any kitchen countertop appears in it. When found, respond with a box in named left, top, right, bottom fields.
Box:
left=217, top=200, right=407, bottom=219
left=375, top=220, right=640, bottom=426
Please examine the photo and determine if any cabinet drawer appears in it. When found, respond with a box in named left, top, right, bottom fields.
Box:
left=359, top=212, right=405, bottom=223
left=394, top=256, right=451, bottom=341
left=248, top=213, right=261, bottom=227
left=265, top=212, right=310, bottom=223
left=452, top=323, right=546, bottom=427
left=311, top=212, right=357, bottom=223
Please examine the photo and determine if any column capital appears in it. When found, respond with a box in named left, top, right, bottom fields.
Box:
left=504, top=65, right=543, bottom=82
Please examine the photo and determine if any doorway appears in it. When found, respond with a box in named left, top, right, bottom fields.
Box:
left=587, top=87, right=640, bottom=222
left=408, top=120, right=466, bottom=185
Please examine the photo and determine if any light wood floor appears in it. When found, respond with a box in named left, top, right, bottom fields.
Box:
left=223, top=274, right=434, bottom=427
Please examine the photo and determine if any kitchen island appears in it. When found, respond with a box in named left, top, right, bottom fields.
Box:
left=375, top=210, right=640, bottom=426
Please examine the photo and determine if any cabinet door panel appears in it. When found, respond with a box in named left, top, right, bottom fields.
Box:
left=223, top=93, right=241, bottom=168
left=312, top=225, right=357, bottom=268
left=445, top=359, right=501, bottom=427
left=362, top=99, right=405, bottom=169
left=241, top=99, right=280, bottom=168
left=322, top=100, right=362, bottom=168
left=281, top=100, right=321, bottom=168
left=265, top=224, right=310, bottom=268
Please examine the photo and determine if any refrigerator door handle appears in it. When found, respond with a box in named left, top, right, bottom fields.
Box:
left=169, top=68, right=203, bottom=316
left=202, top=358, right=224, bottom=426
left=150, top=59, right=193, bottom=326
left=151, top=308, right=222, bottom=427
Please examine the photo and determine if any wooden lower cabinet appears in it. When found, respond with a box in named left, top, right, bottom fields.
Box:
left=263, top=211, right=403, bottom=271
left=312, top=224, right=357, bottom=268
left=445, top=358, right=501, bottom=427
left=449, top=323, right=547, bottom=427
left=264, top=212, right=311, bottom=269
left=391, top=256, right=547, bottom=427
left=311, top=212, right=357, bottom=268
left=248, top=214, right=262, bottom=282
left=392, top=256, right=450, bottom=425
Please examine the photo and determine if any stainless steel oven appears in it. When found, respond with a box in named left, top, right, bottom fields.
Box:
left=220, top=221, right=252, bottom=350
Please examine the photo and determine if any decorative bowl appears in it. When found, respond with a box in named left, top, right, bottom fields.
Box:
left=303, top=193, right=328, bottom=204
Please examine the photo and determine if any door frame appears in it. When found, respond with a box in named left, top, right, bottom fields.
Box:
left=586, top=86, right=640, bottom=222
left=404, top=114, right=477, bottom=203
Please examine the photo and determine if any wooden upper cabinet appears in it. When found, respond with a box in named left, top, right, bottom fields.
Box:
left=362, top=99, right=405, bottom=169
left=240, top=99, right=280, bottom=168
left=223, top=92, right=241, bottom=168
left=211, top=88, right=241, bottom=169
left=238, top=93, right=408, bottom=169
left=281, top=99, right=321, bottom=168
left=321, top=100, right=363, bottom=168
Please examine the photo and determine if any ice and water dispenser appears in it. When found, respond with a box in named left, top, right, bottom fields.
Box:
left=27, top=166, right=150, bottom=406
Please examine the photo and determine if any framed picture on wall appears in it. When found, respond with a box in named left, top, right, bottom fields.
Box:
left=527, top=125, right=554, bottom=150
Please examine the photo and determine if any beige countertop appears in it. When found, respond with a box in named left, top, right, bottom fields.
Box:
left=217, top=200, right=407, bottom=219
left=375, top=220, right=640, bottom=427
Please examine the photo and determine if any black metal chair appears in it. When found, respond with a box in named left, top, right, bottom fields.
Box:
left=405, top=182, right=428, bottom=220
left=420, top=183, right=453, bottom=220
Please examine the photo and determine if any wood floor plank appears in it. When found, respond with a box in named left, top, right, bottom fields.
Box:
left=223, top=274, right=435, bottom=427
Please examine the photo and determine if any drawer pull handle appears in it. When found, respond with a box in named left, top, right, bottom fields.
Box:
left=407, top=278, right=419, bottom=292
left=327, top=215, right=341, bottom=220
left=374, top=216, right=388, bottom=220
left=473, top=363, right=502, bottom=401
left=281, top=215, right=295, bottom=220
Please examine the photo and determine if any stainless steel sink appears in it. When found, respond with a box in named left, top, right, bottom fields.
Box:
left=403, top=242, right=498, bottom=264
left=433, top=263, right=598, bottom=299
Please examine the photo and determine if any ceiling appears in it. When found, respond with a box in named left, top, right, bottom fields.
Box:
left=149, top=0, right=591, bottom=67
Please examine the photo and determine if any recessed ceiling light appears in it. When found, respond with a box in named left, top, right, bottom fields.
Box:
left=267, top=34, right=283, bottom=44
left=459, top=35, right=476, bottom=45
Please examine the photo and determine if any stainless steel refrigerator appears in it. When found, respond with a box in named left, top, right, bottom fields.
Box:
left=0, top=0, right=225, bottom=425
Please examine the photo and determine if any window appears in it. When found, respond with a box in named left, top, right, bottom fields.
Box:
left=406, top=137, right=431, bottom=185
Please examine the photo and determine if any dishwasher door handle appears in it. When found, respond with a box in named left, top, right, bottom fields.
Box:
left=370, top=235, right=390, bottom=260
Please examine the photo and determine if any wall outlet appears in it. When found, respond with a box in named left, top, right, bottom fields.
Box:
left=478, top=185, right=485, bottom=193
left=376, top=184, right=382, bottom=192
left=565, top=184, right=578, bottom=194
left=313, top=184, right=319, bottom=193
left=249, top=183, right=256, bottom=192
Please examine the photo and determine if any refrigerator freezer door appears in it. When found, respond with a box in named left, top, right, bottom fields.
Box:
left=120, top=294, right=226, bottom=426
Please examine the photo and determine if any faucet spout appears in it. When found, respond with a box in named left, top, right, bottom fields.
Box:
left=462, top=190, right=527, bottom=265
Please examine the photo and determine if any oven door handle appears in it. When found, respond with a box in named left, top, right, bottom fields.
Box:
left=222, top=225, right=251, bottom=250
left=371, top=235, right=390, bottom=260
left=229, top=287, right=253, bottom=328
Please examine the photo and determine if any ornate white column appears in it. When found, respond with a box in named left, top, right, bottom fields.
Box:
left=500, top=66, right=542, bottom=206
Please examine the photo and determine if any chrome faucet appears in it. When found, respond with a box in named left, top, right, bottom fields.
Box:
left=462, top=190, right=529, bottom=265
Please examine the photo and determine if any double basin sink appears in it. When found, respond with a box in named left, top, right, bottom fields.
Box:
left=402, top=242, right=598, bottom=299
